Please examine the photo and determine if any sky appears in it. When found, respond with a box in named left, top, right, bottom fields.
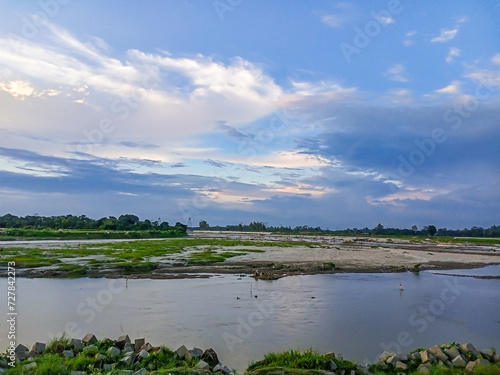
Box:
left=0, top=0, right=499, bottom=230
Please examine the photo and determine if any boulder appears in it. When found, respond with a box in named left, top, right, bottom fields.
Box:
left=120, top=352, right=134, bottom=366
left=15, top=344, right=29, bottom=353
left=134, top=338, right=145, bottom=353
left=395, top=361, right=408, bottom=371
left=83, top=345, right=98, bottom=355
left=82, top=334, right=97, bottom=345
left=379, top=351, right=392, bottom=362
left=103, top=364, right=113, bottom=371
left=139, top=343, right=153, bottom=353
left=190, top=347, right=204, bottom=359
left=395, top=352, right=408, bottom=362
left=420, top=350, right=435, bottom=364
left=452, top=355, right=467, bottom=368
left=416, top=364, right=431, bottom=374
left=475, top=358, right=490, bottom=367
left=459, top=343, right=479, bottom=356
left=63, top=349, right=74, bottom=358
left=31, top=342, right=46, bottom=354
left=201, top=348, right=219, bottom=368
left=123, top=345, right=135, bottom=354
left=108, top=346, right=121, bottom=358
left=493, top=354, right=500, bottom=363
left=71, top=339, right=84, bottom=353
left=195, top=360, right=210, bottom=370
left=480, top=349, right=494, bottom=359
left=327, top=359, right=337, bottom=371
left=116, top=335, right=131, bottom=350
left=325, top=351, right=336, bottom=359
left=24, top=362, right=37, bottom=369
left=137, top=350, right=149, bottom=360
left=175, top=345, right=189, bottom=359
left=15, top=350, right=29, bottom=362
left=410, top=351, right=421, bottom=361
left=95, top=353, right=106, bottom=362
left=133, top=369, right=148, bottom=375
left=386, top=355, right=400, bottom=367
left=445, top=346, right=460, bottom=360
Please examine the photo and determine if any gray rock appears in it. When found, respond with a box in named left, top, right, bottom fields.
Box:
left=190, top=347, right=204, bottom=359
left=15, top=350, right=29, bottom=362
left=325, top=351, right=336, bottom=359
left=117, top=334, right=131, bottom=350
left=134, top=338, right=145, bottom=353
left=95, top=353, right=106, bottom=362
left=379, top=351, right=392, bottom=362
left=327, top=359, right=337, bottom=371
left=444, top=360, right=452, bottom=367
left=123, top=345, right=135, bottom=354
left=138, top=350, right=149, bottom=360
left=195, top=360, right=210, bottom=370
left=493, top=354, right=500, bottom=363
left=103, top=364, right=113, bottom=370
left=201, top=348, right=219, bottom=368
left=459, top=343, right=478, bottom=356
left=395, top=352, right=408, bottom=362
left=133, top=369, right=148, bottom=375
left=71, top=339, right=84, bottom=353
left=139, top=343, right=153, bottom=353
left=476, top=358, right=490, bottom=366
left=395, top=361, right=408, bottom=371
left=31, top=342, right=46, bottom=354
left=24, top=362, right=37, bottom=369
left=434, top=350, right=449, bottom=363
left=480, top=349, right=494, bottom=359
left=120, top=353, right=135, bottom=366
left=82, top=333, right=97, bottom=345
left=410, top=351, right=421, bottom=361
left=83, top=345, right=98, bottom=355
left=445, top=346, right=461, bottom=360
left=108, top=346, right=121, bottom=358
left=175, top=345, right=189, bottom=359
left=63, top=349, right=74, bottom=358
left=416, top=364, right=430, bottom=374
left=420, top=350, right=435, bottom=364
left=386, top=355, right=399, bottom=366
left=452, top=355, right=467, bottom=368
left=15, top=344, right=29, bottom=353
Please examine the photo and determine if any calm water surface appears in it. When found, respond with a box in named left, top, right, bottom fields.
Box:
left=1, top=267, right=499, bottom=370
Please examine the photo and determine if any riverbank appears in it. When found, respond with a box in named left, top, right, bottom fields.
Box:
left=1, top=234, right=499, bottom=279
left=2, top=334, right=499, bottom=374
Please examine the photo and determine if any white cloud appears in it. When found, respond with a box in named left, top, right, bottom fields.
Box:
left=384, top=64, right=410, bottom=82
left=434, top=81, right=461, bottom=94
left=446, top=47, right=461, bottom=63
left=431, top=28, right=458, bottom=43
left=492, top=53, right=500, bottom=65
left=403, top=30, right=417, bottom=46
left=320, top=14, right=350, bottom=28
left=0, top=80, right=35, bottom=99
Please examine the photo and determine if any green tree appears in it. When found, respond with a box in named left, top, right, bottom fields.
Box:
left=426, top=225, right=437, bottom=236
left=199, top=220, right=209, bottom=230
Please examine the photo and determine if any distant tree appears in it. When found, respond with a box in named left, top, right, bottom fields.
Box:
left=426, top=225, right=437, bottom=236
left=373, top=223, right=384, bottom=235
left=199, top=220, right=209, bottom=230
left=412, top=225, right=418, bottom=234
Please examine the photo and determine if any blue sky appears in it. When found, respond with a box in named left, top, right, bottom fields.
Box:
left=0, top=0, right=499, bottom=229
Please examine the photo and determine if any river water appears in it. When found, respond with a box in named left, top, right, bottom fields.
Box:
left=1, top=266, right=499, bottom=371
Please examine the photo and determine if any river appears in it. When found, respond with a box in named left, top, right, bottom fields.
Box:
left=1, top=266, right=499, bottom=371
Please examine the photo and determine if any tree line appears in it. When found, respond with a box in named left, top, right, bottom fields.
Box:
left=0, top=214, right=187, bottom=233
left=198, top=221, right=500, bottom=238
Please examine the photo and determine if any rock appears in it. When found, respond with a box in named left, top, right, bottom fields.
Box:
left=475, top=358, right=490, bottom=366
left=452, top=355, right=467, bottom=368
left=395, top=361, right=408, bottom=371
left=420, top=350, right=435, bottom=364
left=138, top=350, right=149, bottom=360
left=31, top=342, right=46, bottom=354
left=386, top=355, right=400, bottom=367
left=103, top=363, right=113, bottom=370
left=108, top=346, right=121, bottom=358
left=445, top=346, right=461, bottom=360
left=175, top=345, right=189, bottom=359
left=15, top=350, right=29, bottom=362
left=139, top=343, right=153, bottom=353
left=134, top=338, right=145, bottom=353
left=120, top=352, right=135, bottom=366
left=493, top=354, right=500, bottom=363
left=434, top=350, right=448, bottom=363
left=379, top=351, right=393, bottom=362
left=416, top=364, right=431, bottom=374
left=24, top=362, right=37, bottom=369
left=214, top=364, right=232, bottom=374
left=63, top=349, right=74, bottom=358
left=123, top=345, right=135, bottom=354
left=95, top=353, right=106, bottom=362
left=201, top=348, right=219, bottom=368
left=70, top=372, right=83, bottom=375
left=117, top=334, right=131, bottom=350
left=410, top=351, right=421, bottom=361
left=325, top=351, right=336, bottom=359
left=0, top=369, right=7, bottom=374
left=71, top=339, right=84, bottom=353
left=83, top=345, right=98, bottom=355
left=115, top=371, right=133, bottom=375
left=195, top=360, right=210, bottom=370
left=395, top=352, right=408, bottom=362
left=190, top=347, right=204, bottom=359
left=480, top=349, right=494, bottom=359
left=15, top=344, right=29, bottom=353
left=460, top=343, right=479, bottom=356
left=327, top=359, right=337, bottom=371
left=82, top=333, right=97, bottom=345
left=133, top=369, right=148, bottom=375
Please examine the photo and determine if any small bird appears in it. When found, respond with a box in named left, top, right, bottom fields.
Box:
left=399, top=283, right=404, bottom=291
left=236, top=296, right=241, bottom=300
